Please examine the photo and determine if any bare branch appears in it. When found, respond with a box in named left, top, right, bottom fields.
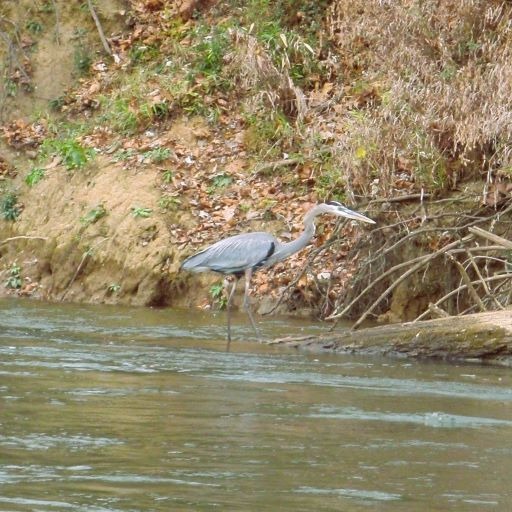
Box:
left=50, top=0, right=61, bottom=45
left=349, top=236, right=472, bottom=329
left=447, top=254, right=487, bottom=312
left=86, top=0, right=112, bottom=57
left=0, top=235, right=48, bottom=246
left=327, top=252, right=431, bottom=322
left=61, top=238, right=109, bottom=301
left=468, top=226, right=512, bottom=250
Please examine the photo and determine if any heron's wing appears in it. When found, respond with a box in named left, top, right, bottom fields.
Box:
left=181, top=232, right=277, bottom=274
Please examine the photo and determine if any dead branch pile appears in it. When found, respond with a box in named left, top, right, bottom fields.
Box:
left=326, top=196, right=512, bottom=327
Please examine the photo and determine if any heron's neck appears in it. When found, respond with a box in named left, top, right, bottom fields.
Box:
left=269, top=209, right=317, bottom=264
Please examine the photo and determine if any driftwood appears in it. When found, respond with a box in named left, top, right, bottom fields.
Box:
left=270, top=308, right=512, bottom=366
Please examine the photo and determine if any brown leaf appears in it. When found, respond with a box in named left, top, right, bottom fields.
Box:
left=224, top=159, right=246, bottom=174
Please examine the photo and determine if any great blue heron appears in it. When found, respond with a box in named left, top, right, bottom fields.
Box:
left=181, top=201, right=375, bottom=342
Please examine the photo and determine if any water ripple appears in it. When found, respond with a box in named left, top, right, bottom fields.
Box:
left=310, top=406, right=512, bottom=429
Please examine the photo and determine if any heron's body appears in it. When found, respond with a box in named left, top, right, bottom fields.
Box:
left=181, top=232, right=277, bottom=276
left=181, top=202, right=375, bottom=343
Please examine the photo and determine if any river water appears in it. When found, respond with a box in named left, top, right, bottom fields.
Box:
left=1, top=299, right=512, bottom=511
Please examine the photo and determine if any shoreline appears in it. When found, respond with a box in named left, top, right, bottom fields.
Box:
left=269, top=308, right=512, bottom=367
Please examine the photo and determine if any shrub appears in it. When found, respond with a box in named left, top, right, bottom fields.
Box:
left=25, top=167, right=45, bottom=187
left=0, top=192, right=20, bottom=221
left=41, top=138, right=95, bottom=170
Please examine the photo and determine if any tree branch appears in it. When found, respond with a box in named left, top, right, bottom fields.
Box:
left=468, top=226, right=512, bottom=250
left=86, top=0, right=112, bottom=56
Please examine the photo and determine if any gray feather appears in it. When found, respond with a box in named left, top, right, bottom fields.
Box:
left=181, top=232, right=278, bottom=275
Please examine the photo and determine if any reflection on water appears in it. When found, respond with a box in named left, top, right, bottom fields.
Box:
left=1, top=298, right=512, bottom=511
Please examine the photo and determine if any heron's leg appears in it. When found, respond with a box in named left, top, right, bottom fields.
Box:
left=243, top=268, right=261, bottom=341
left=226, top=277, right=238, bottom=346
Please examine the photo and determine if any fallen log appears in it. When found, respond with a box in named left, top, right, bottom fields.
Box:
left=270, top=308, right=512, bottom=366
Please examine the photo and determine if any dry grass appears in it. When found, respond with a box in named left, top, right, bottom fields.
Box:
left=322, top=0, right=512, bottom=196
left=219, top=0, right=512, bottom=202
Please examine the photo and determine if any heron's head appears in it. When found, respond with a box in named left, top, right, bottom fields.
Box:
left=321, top=201, right=376, bottom=224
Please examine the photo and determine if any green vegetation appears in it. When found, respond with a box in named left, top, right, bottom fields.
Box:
left=72, top=28, right=92, bottom=75
left=38, top=1, right=54, bottom=14
left=151, top=101, right=170, bottom=119
left=0, top=0, right=510, bottom=322
left=0, top=192, right=20, bottom=221
left=4, top=79, right=17, bottom=97
left=48, top=96, right=66, bottom=112
left=99, top=97, right=139, bottom=135
left=131, top=206, right=152, bottom=218
left=113, top=148, right=138, bottom=162
left=2, top=1, right=510, bottom=199
left=5, top=263, right=22, bottom=289
left=207, top=174, right=233, bottom=194
left=80, top=204, right=107, bottom=226
left=90, top=0, right=322, bottom=135
left=26, top=20, right=43, bottom=34
left=209, top=282, right=227, bottom=309
left=142, top=147, right=172, bottom=164
left=188, top=24, right=230, bottom=86
left=161, top=170, right=174, bottom=183
left=158, top=194, right=180, bottom=211
left=41, top=138, right=95, bottom=171
left=129, top=44, right=160, bottom=65
left=107, top=283, right=121, bottom=294
left=243, top=111, right=294, bottom=155
left=24, top=167, right=45, bottom=187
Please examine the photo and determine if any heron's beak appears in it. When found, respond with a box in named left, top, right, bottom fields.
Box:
left=336, top=205, right=376, bottom=224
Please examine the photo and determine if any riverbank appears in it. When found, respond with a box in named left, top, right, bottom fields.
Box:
left=1, top=1, right=511, bottom=330
left=271, top=308, right=512, bottom=367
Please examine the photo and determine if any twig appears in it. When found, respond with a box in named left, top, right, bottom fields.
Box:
left=262, top=221, right=345, bottom=315
left=86, top=0, right=112, bottom=56
left=450, top=245, right=508, bottom=254
left=0, top=23, right=30, bottom=84
left=61, top=238, right=108, bottom=300
left=370, top=193, right=431, bottom=204
left=376, top=201, right=512, bottom=239
left=463, top=249, right=504, bottom=310
left=468, top=226, right=512, bottom=250
left=50, top=0, right=61, bottom=44
left=327, top=252, right=432, bottom=322
left=428, top=302, right=450, bottom=318
left=447, top=254, right=487, bottom=312
left=0, top=235, right=48, bottom=246
left=253, top=157, right=302, bottom=175
left=332, top=200, right=512, bottom=323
